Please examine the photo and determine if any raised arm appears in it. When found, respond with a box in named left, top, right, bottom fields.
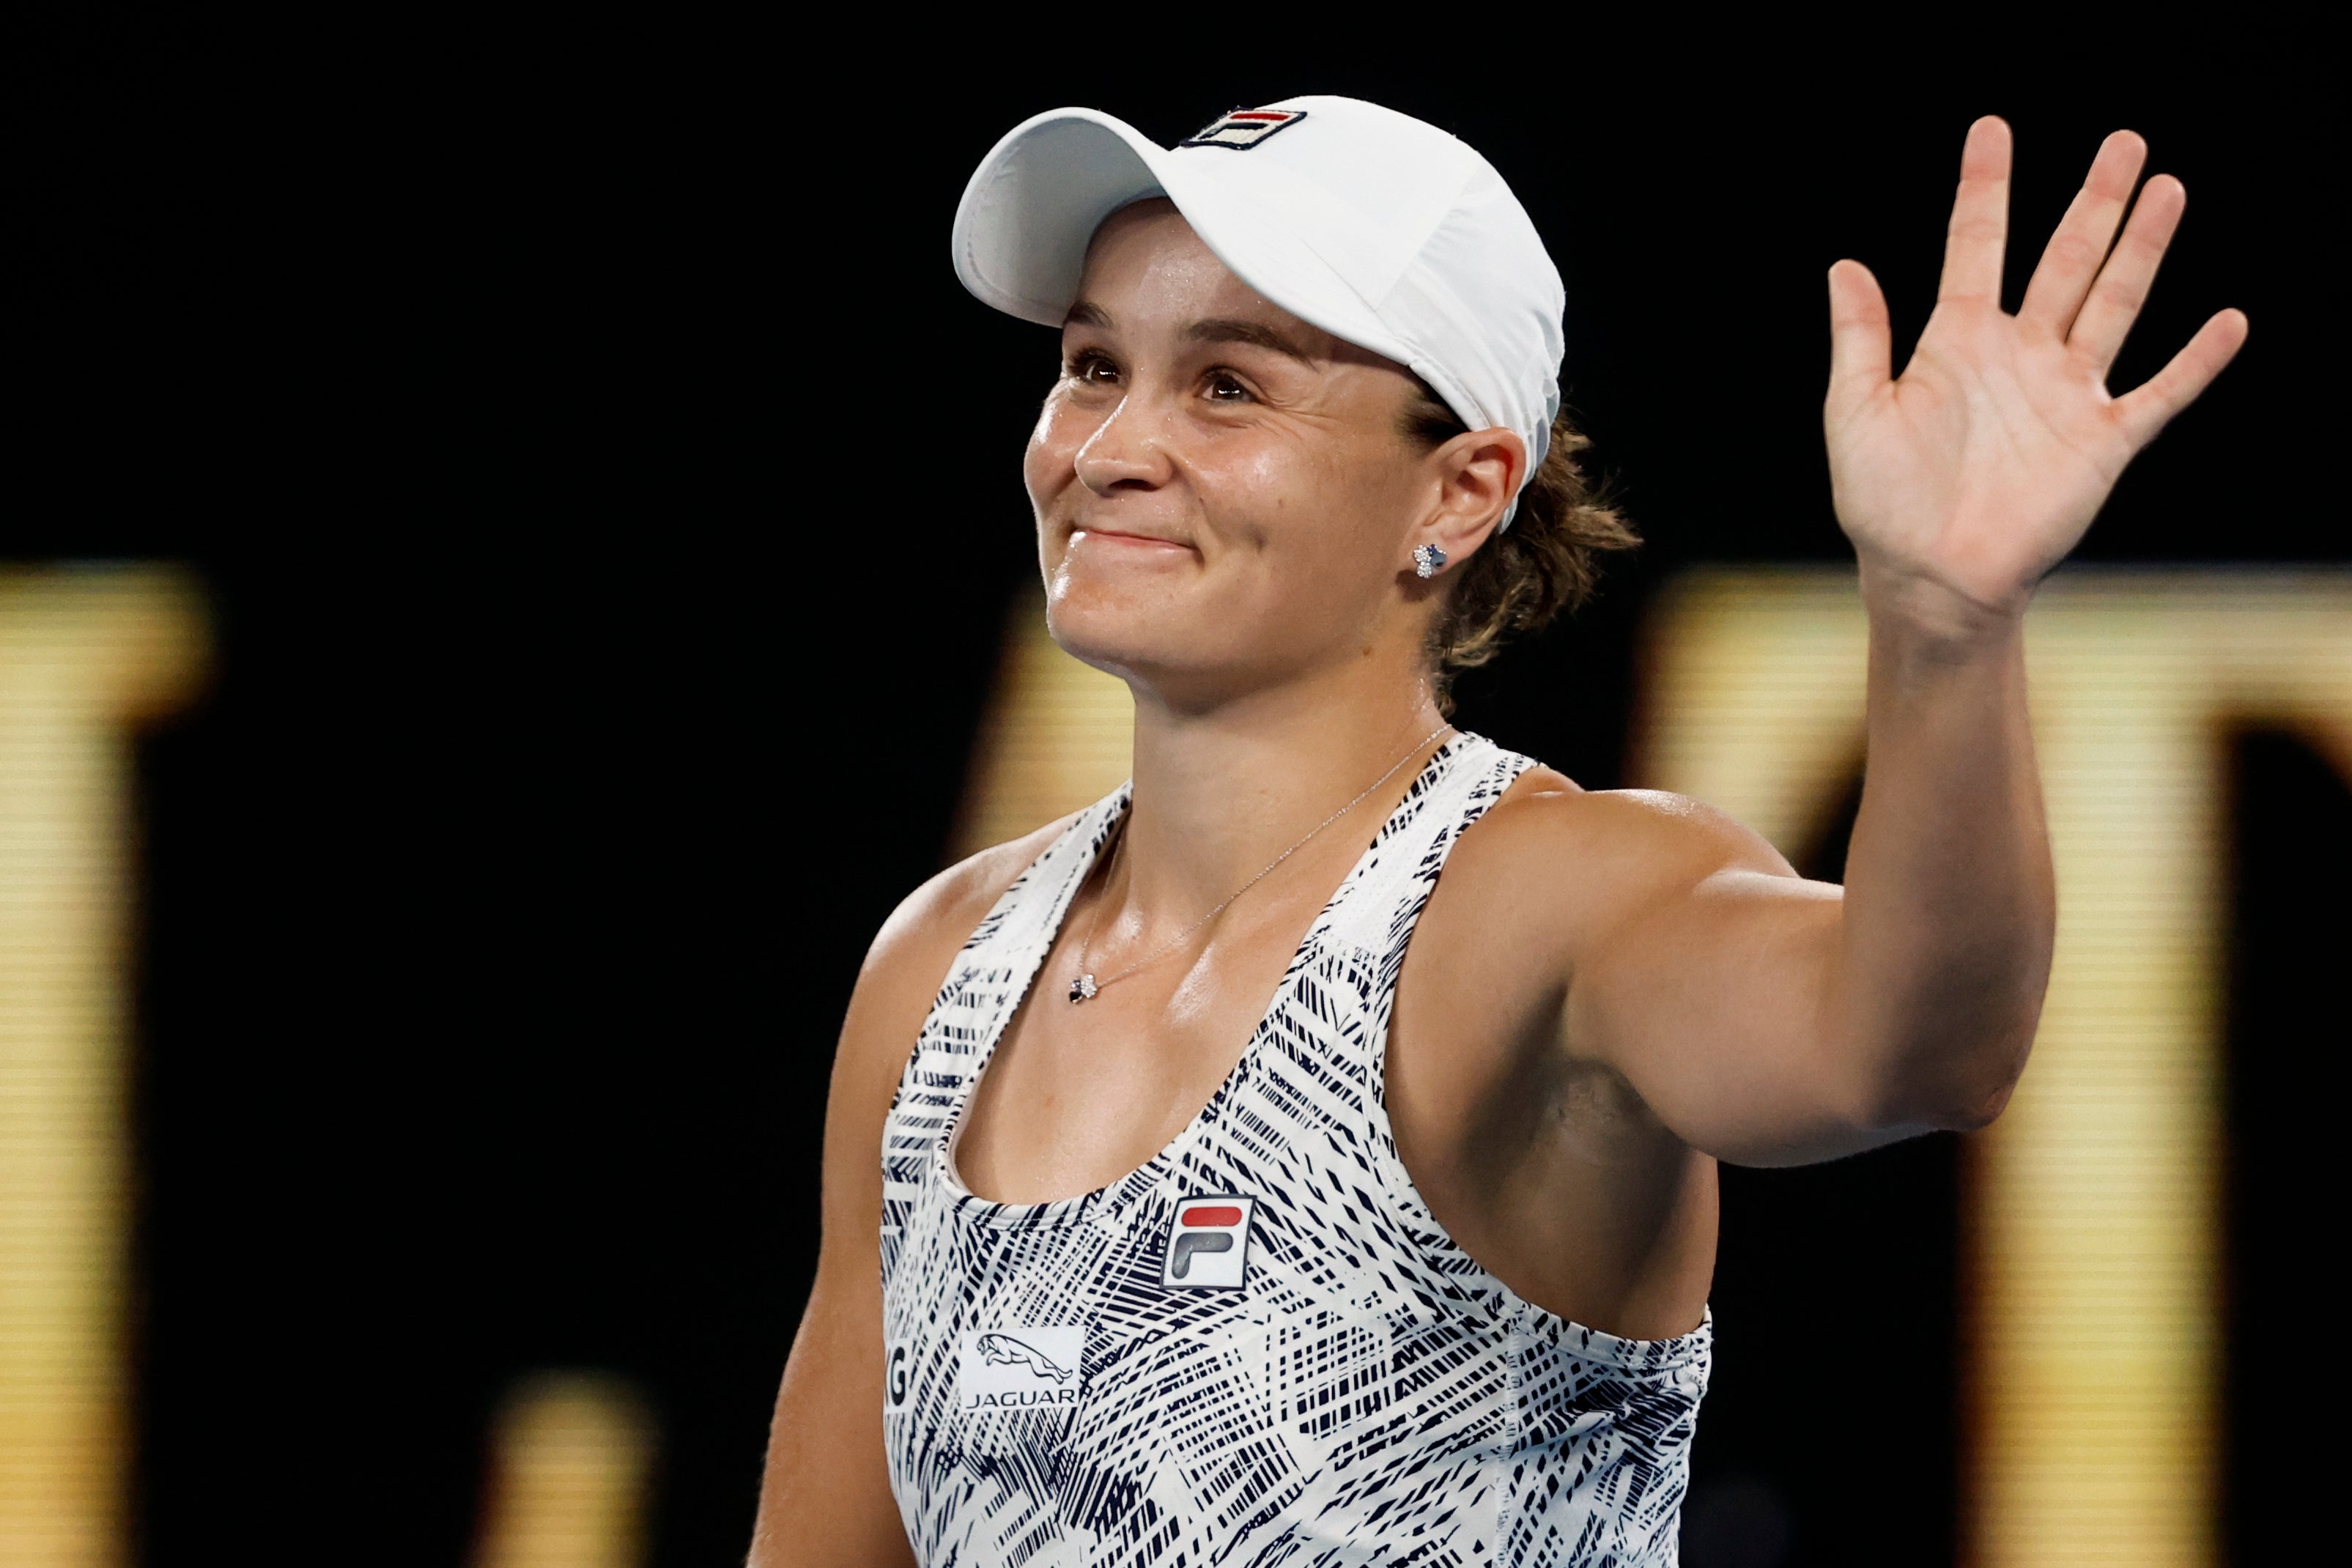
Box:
left=1573, top=118, right=2245, bottom=1165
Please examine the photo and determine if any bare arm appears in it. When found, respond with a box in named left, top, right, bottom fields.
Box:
left=750, top=824, right=1065, bottom=1564
left=749, top=908, right=927, bottom=1568
left=1567, top=119, right=2244, bottom=1164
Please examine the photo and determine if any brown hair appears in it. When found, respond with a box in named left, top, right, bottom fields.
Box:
left=1402, top=385, right=1637, bottom=689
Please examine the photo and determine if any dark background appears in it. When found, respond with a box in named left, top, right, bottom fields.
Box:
left=4, top=12, right=2340, bottom=1565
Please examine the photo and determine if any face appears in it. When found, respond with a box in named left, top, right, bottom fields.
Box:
left=1023, top=200, right=1512, bottom=709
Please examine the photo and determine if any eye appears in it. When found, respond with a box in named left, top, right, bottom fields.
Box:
left=1066, top=350, right=1121, bottom=388
left=1203, top=369, right=1253, bottom=403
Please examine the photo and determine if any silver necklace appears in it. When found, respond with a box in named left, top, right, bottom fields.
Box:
left=1068, top=722, right=1452, bottom=1005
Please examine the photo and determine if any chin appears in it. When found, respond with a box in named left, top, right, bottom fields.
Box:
left=1049, top=570, right=1343, bottom=713
left=1045, top=569, right=1192, bottom=681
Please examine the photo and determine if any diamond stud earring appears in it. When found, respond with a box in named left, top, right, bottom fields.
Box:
left=1412, top=544, right=1447, bottom=579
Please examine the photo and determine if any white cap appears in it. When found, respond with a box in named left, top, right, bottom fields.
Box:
left=951, top=95, right=1564, bottom=528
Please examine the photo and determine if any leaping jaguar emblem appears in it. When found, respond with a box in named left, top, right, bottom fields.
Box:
left=975, top=1332, right=1076, bottom=1384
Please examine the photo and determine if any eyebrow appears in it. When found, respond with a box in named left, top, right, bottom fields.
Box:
left=1060, top=302, right=1318, bottom=367
left=1183, top=317, right=1317, bottom=366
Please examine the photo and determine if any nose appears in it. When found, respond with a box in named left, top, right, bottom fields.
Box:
left=1072, top=393, right=1172, bottom=498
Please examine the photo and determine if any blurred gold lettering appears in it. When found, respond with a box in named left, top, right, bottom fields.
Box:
left=471, top=1373, right=656, bottom=1568
left=0, top=569, right=205, bottom=1568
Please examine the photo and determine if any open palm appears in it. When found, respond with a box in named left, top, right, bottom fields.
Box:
left=1826, top=118, right=2247, bottom=616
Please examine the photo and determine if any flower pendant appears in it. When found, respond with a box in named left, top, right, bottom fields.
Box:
left=1068, top=972, right=1098, bottom=1004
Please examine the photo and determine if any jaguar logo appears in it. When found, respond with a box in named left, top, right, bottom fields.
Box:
left=956, top=1325, right=1085, bottom=1410
left=975, top=1333, right=1074, bottom=1384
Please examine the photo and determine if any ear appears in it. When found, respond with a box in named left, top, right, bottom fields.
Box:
left=1404, top=428, right=1526, bottom=579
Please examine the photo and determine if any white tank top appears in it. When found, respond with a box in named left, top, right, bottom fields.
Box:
left=879, top=733, right=1712, bottom=1566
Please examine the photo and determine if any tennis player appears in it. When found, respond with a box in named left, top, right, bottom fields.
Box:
left=753, top=97, right=2243, bottom=1565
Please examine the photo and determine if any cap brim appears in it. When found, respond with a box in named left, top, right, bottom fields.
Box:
left=952, top=109, right=1170, bottom=327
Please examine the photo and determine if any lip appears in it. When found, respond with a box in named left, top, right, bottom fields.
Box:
left=1070, top=526, right=1191, bottom=552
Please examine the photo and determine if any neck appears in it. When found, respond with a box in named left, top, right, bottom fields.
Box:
left=1113, top=646, right=1448, bottom=924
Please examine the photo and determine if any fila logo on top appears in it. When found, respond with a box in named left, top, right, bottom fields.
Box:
left=1161, top=1194, right=1255, bottom=1290
left=1179, top=108, right=1309, bottom=152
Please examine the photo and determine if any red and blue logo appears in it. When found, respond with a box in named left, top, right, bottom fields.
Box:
left=1179, top=108, right=1309, bottom=152
left=1160, top=1195, right=1254, bottom=1290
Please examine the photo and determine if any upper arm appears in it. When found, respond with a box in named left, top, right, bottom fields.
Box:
left=751, top=821, right=1068, bottom=1565
left=1501, top=790, right=1889, bottom=1167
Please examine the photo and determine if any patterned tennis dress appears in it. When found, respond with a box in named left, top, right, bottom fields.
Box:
left=879, top=733, right=1712, bottom=1565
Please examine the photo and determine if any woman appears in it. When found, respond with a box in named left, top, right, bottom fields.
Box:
left=757, top=95, right=2242, bottom=1564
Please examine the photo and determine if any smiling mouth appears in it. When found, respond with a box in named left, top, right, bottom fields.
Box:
left=1072, top=527, right=1191, bottom=552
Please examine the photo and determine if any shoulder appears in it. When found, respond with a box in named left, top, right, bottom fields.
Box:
left=835, top=814, right=1079, bottom=1077
left=1463, top=765, right=1795, bottom=876
left=818, top=813, right=1083, bottom=1186
left=1437, top=763, right=1800, bottom=943
left=854, top=816, right=1075, bottom=1021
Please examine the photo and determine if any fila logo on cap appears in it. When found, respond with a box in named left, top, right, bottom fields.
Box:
left=1161, top=1195, right=1255, bottom=1290
left=1178, top=108, right=1308, bottom=152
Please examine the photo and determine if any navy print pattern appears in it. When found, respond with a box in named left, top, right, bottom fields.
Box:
left=881, top=734, right=1712, bottom=1565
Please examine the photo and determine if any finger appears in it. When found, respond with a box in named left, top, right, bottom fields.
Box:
left=2114, top=308, right=2249, bottom=449
left=2068, top=173, right=2187, bottom=372
left=1937, top=117, right=2013, bottom=306
left=2016, top=130, right=2148, bottom=336
left=1825, top=259, right=1892, bottom=412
